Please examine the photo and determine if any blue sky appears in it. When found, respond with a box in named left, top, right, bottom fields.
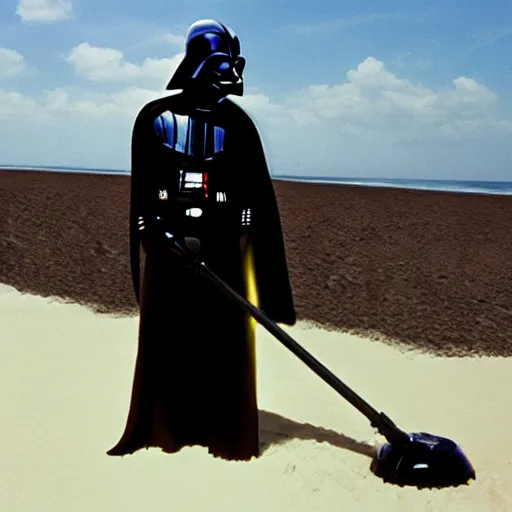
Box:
left=0, top=0, right=510, bottom=179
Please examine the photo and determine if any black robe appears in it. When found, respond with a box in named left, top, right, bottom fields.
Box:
left=107, top=92, right=296, bottom=461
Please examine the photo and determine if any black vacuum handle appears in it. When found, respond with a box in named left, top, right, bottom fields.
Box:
left=164, top=233, right=410, bottom=445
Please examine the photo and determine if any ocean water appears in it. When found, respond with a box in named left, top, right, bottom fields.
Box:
left=1, top=164, right=511, bottom=196
left=0, top=164, right=129, bottom=176
left=274, top=175, right=512, bottom=196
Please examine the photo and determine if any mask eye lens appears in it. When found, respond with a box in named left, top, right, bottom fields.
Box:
left=218, top=61, right=230, bottom=72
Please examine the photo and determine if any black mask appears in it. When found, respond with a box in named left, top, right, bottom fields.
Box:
left=166, top=20, right=245, bottom=102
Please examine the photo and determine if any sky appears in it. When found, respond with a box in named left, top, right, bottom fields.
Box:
left=0, top=0, right=510, bottom=179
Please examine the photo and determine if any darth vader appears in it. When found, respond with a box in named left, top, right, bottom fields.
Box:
left=107, top=19, right=296, bottom=461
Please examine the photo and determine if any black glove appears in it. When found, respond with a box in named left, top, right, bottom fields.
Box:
left=164, top=232, right=204, bottom=274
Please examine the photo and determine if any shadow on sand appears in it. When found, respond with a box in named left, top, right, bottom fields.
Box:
left=258, top=410, right=375, bottom=458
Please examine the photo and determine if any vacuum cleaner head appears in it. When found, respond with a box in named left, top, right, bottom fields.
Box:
left=371, top=432, right=476, bottom=488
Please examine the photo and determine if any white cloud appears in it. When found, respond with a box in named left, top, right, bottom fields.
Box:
left=233, top=57, right=510, bottom=177
left=66, top=43, right=184, bottom=88
left=158, top=33, right=185, bottom=48
left=0, top=55, right=510, bottom=179
left=0, top=84, right=170, bottom=169
left=0, top=49, right=27, bottom=78
left=16, top=0, right=72, bottom=22
left=235, top=57, right=501, bottom=135
left=123, top=31, right=186, bottom=53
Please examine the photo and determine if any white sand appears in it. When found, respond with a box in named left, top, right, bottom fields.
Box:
left=1, top=283, right=511, bottom=511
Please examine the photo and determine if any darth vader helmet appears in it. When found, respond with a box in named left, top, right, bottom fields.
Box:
left=166, top=19, right=245, bottom=99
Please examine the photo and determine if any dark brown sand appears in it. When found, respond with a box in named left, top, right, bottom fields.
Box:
left=1, top=169, right=511, bottom=357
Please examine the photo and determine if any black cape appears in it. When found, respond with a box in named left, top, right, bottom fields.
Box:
left=107, top=92, right=296, bottom=460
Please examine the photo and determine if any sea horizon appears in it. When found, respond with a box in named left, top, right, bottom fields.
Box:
left=1, top=163, right=511, bottom=196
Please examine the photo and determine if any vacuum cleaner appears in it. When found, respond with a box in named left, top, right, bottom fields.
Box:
left=164, top=232, right=476, bottom=489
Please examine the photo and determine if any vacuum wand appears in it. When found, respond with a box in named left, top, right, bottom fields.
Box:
left=164, top=232, right=410, bottom=446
